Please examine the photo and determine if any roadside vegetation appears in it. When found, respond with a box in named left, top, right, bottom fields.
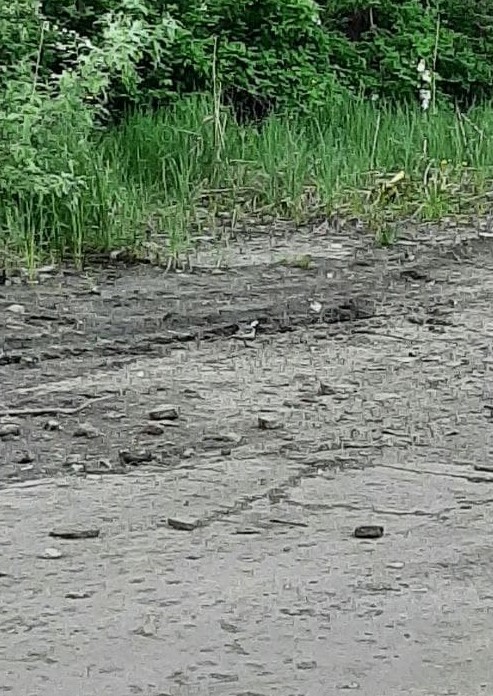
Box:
left=2, top=0, right=493, bottom=271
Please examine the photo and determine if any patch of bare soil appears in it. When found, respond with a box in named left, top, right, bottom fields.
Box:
left=1, top=220, right=493, bottom=695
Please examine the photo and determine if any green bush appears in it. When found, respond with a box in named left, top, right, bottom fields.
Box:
left=321, top=0, right=493, bottom=104
left=5, top=0, right=492, bottom=116
left=0, top=0, right=178, bottom=263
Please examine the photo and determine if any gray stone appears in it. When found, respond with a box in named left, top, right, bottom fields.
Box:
left=258, top=414, right=283, bottom=430
left=149, top=404, right=180, bottom=421
left=63, top=454, right=84, bottom=468
left=44, top=419, right=61, bottom=431
left=318, top=381, right=335, bottom=396
left=142, top=423, right=165, bottom=436
left=65, top=590, right=94, bottom=600
left=38, top=548, right=63, bottom=559
left=0, top=423, right=20, bottom=439
left=73, top=422, right=101, bottom=438
left=118, top=449, right=153, bottom=466
left=353, top=525, right=384, bottom=539
left=6, top=303, right=25, bottom=315
left=167, top=517, right=200, bottom=531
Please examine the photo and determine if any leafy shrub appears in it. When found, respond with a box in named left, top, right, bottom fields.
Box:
left=0, top=0, right=178, bottom=262
left=7, top=0, right=492, bottom=117
left=321, top=0, right=493, bottom=104
left=39, top=0, right=344, bottom=117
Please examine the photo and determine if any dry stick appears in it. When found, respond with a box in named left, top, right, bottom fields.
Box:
left=0, top=395, right=113, bottom=419
left=431, top=12, right=440, bottom=116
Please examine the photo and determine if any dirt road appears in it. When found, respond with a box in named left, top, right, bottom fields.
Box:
left=1, top=220, right=493, bottom=695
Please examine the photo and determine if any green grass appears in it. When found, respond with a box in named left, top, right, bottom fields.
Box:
left=3, top=92, right=493, bottom=271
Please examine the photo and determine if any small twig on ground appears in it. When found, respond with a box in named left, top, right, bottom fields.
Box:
left=0, top=395, right=113, bottom=419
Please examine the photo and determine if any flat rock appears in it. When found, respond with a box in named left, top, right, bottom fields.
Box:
left=202, top=432, right=243, bottom=449
left=44, top=419, right=61, bottom=431
left=63, top=454, right=84, bottom=468
left=0, top=423, right=20, bottom=439
left=258, top=414, right=283, bottom=430
left=167, top=517, right=200, bottom=531
left=73, top=422, right=101, bottom=438
left=142, top=423, right=165, bottom=436
left=6, top=303, right=25, bottom=315
left=83, top=459, right=126, bottom=475
left=49, top=527, right=100, bottom=540
left=65, top=590, right=94, bottom=600
left=118, top=449, right=153, bottom=466
left=353, top=525, right=384, bottom=539
left=38, top=547, right=64, bottom=559
left=149, top=404, right=180, bottom=421
left=318, top=381, right=336, bottom=396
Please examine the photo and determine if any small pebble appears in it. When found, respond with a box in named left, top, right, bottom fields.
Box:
left=258, top=414, right=283, bottom=430
left=83, top=459, right=123, bottom=475
left=65, top=590, right=93, bottom=600
left=142, top=422, right=165, bottom=436
left=37, top=265, right=57, bottom=275
left=20, top=355, right=38, bottom=367
left=0, top=423, right=21, bottom=439
left=73, top=423, right=101, bottom=438
left=44, top=419, right=61, bottom=431
left=149, top=404, right=180, bottom=421
left=63, top=454, right=84, bottom=468
left=38, top=548, right=63, bottom=559
left=167, top=517, right=199, bottom=531
left=202, top=432, right=243, bottom=448
left=386, top=561, right=404, bottom=570
left=6, top=304, right=25, bottom=315
left=118, top=449, right=153, bottom=466
left=353, top=525, right=384, bottom=539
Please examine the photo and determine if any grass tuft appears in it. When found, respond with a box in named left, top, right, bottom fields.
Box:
left=3, top=93, right=493, bottom=269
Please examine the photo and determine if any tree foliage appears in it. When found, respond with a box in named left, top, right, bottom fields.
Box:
left=3, top=0, right=493, bottom=121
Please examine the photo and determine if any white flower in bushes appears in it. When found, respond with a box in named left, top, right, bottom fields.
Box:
left=417, top=59, right=433, bottom=111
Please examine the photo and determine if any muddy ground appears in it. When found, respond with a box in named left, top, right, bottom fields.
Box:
left=2, top=219, right=493, bottom=695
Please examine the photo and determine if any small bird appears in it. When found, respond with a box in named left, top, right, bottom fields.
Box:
left=232, top=319, right=259, bottom=346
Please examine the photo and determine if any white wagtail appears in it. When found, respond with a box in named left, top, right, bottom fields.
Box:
left=232, top=319, right=259, bottom=346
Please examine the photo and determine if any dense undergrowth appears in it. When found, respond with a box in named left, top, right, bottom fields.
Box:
left=2, top=0, right=493, bottom=270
